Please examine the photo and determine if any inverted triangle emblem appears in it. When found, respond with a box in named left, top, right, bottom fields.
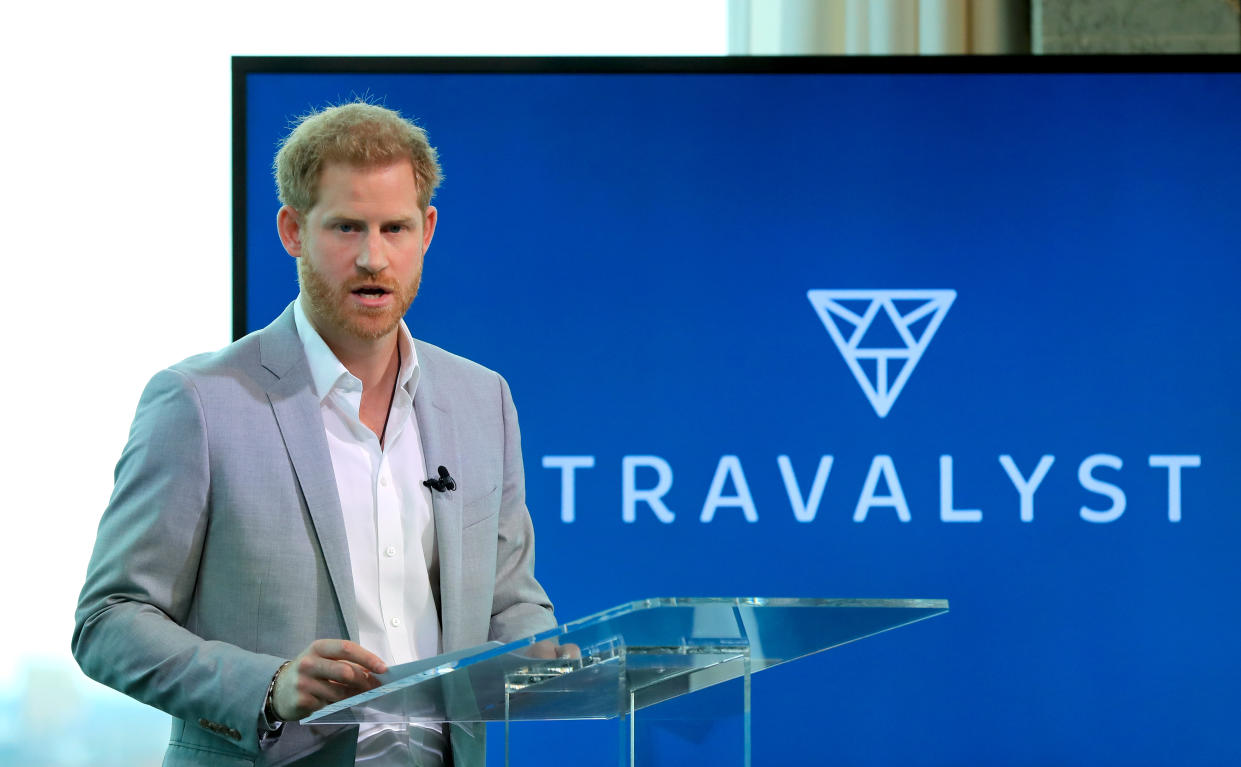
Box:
left=807, top=289, right=956, bottom=418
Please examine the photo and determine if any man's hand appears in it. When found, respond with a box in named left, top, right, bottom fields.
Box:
left=526, top=639, right=582, bottom=660
left=270, top=639, right=389, bottom=721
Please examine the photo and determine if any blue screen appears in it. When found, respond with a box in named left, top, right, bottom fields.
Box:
left=241, top=63, right=1241, bottom=765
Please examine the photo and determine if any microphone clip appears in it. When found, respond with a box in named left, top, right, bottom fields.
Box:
left=423, top=465, right=457, bottom=493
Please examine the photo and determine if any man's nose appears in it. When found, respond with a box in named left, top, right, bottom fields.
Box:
left=356, top=230, right=389, bottom=274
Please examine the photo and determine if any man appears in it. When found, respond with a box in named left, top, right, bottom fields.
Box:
left=73, top=102, right=557, bottom=766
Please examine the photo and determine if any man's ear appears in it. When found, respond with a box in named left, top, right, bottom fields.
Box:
left=276, top=205, right=304, bottom=258
left=422, top=205, right=438, bottom=253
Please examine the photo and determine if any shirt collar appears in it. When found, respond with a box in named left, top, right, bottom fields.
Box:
left=292, top=296, right=420, bottom=403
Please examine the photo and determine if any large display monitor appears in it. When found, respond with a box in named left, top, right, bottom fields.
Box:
left=234, top=56, right=1241, bottom=765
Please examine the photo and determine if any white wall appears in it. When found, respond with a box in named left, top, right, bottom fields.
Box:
left=0, top=2, right=724, bottom=762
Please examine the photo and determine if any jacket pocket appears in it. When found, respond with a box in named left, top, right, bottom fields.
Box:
left=461, top=484, right=498, bottom=529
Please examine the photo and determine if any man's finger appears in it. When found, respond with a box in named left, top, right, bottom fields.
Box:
left=300, top=656, right=379, bottom=689
left=312, top=639, right=389, bottom=674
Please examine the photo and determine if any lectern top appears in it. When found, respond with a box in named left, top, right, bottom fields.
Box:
left=306, top=596, right=948, bottom=725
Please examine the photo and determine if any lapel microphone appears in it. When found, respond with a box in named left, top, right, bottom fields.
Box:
left=423, top=465, right=456, bottom=493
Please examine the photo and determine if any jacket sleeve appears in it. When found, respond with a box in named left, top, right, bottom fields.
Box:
left=486, top=373, right=557, bottom=642
left=72, top=368, right=284, bottom=755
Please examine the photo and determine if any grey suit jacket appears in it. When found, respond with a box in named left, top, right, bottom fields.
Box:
left=73, top=304, right=556, bottom=766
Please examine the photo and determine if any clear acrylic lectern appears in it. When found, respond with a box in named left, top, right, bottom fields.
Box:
left=304, top=597, right=948, bottom=766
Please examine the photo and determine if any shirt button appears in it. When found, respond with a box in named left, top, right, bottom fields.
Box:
left=380, top=475, right=389, bottom=487
left=385, top=546, right=396, bottom=558
left=390, top=616, right=402, bottom=627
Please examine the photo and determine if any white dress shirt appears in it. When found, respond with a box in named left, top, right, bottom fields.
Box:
left=294, top=298, right=443, bottom=764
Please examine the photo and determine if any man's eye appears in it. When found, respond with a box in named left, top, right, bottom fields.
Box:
left=335, top=223, right=360, bottom=233
left=384, top=224, right=407, bottom=234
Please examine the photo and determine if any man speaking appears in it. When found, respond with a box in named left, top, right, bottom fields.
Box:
left=73, top=102, right=557, bottom=766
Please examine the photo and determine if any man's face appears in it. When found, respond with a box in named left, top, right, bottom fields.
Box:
left=278, top=160, right=437, bottom=348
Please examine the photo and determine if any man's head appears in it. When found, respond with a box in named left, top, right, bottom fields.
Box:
left=275, top=101, right=442, bottom=214
left=274, top=102, right=441, bottom=352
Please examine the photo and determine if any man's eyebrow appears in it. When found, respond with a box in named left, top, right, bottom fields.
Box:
left=320, top=214, right=418, bottom=227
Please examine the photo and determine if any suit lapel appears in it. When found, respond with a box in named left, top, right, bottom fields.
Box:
left=259, top=305, right=361, bottom=643
left=412, top=344, right=465, bottom=652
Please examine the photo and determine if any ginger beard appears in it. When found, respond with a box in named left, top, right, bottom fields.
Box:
left=297, top=255, right=422, bottom=342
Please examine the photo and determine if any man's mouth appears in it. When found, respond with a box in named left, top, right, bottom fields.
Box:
left=350, top=284, right=394, bottom=306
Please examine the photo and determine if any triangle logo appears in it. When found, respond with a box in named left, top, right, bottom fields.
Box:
left=807, top=289, right=956, bottom=418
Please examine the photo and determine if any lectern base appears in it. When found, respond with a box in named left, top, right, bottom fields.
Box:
left=500, top=675, right=750, bottom=767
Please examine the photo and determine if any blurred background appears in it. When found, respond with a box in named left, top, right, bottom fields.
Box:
left=2, top=1, right=1238, bottom=764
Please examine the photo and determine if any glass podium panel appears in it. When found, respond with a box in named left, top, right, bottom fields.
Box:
left=304, top=597, right=948, bottom=765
